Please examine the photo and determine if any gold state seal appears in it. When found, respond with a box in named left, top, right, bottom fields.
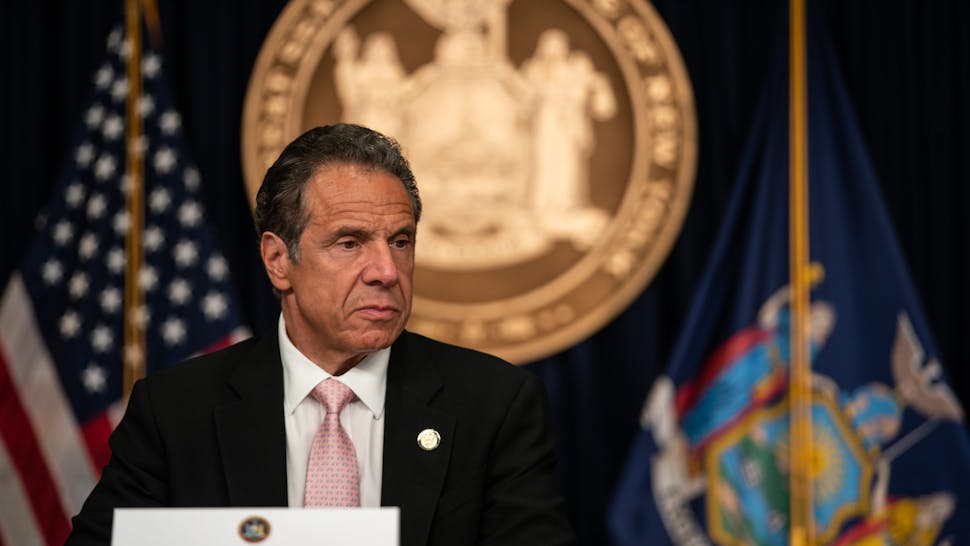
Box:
left=242, top=0, right=697, bottom=363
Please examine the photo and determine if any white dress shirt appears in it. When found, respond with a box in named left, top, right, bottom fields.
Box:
left=278, top=315, right=387, bottom=507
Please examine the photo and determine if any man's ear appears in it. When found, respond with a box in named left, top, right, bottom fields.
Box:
left=260, top=232, right=293, bottom=292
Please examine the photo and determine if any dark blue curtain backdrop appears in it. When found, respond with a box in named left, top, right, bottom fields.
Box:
left=2, top=2, right=967, bottom=545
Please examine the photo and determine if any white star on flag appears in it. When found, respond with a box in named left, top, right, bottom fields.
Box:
left=76, top=142, right=96, bottom=167
left=161, top=317, right=187, bottom=346
left=207, top=255, right=229, bottom=281
left=68, top=272, right=90, bottom=300
left=79, top=233, right=99, bottom=260
left=85, top=105, right=106, bottom=129
left=178, top=201, right=202, bottom=227
left=86, top=193, right=107, bottom=219
left=94, top=154, right=117, bottom=180
left=138, top=265, right=159, bottom=292
left=142, top=53, right=161, bottom=78
left=174, top=239, right=199, bottom=267
left=100, top=287, right=122, bottom=314
left=153, top=146, right=177, bottom=174
left=202, top=291, right=229, bottom=320
left=183, top=167, right=200, bottom=190
left=138, top=94, right=155, bottom=117
left=90, top=324, right=114, bottom=353
left=149, top=187, right=172, bottom=213
left=60, top=311, right=82, bottom=339
left=110, top=77, right=129, bottom=102
left=106, top=247, right=125, bottom=274
left=144, top=225, right=165, bottom=251
left=102, top=114, right=124, bottom=140
left=66, top=182, right=86, bottom=208
left=53, top=221, right=74, bottom=246
left=42, top=259, right=63, bottom=285
left=168, top=278, right=192, bottom=306
left=118, top=38, right=132, bottom=60
left=94, top=65, right=113, bottom=90
left=81, top=364, right=107, bottom=394
left=112, top=211, right=130, bottom=235
left=159, top=110, right=181, bottom=135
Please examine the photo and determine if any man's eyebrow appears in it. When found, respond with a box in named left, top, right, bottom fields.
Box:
left=332, top=227, right=372, bottom=240
left=391, top=226, right=416, bottom=238
left=329, top=225, right=415, bottom=240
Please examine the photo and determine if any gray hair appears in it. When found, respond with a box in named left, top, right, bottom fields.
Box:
left=253, top=123, right=421, bottom=259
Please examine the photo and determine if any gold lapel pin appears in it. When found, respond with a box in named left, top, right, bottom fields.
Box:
left=417, top=428, right=441, bottom=451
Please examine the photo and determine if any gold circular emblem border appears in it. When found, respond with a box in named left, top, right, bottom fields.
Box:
left=242, top=0, right=697, bottom=364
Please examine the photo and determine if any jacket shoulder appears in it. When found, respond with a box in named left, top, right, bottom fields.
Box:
left=138, top=333, right=277, bottom=401
left=398, top=330, right=538, bottom=391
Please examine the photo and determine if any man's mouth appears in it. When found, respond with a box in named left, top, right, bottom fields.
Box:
left=356, top=305, right=399, bottom=320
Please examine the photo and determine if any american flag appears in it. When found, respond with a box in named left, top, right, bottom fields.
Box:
left=0, top=27, right=249, bottom=545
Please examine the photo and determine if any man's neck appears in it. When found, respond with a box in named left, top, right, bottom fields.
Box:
left=319, top=353, right=367, bottom=376
left=277, top=313, right=370, bottom=376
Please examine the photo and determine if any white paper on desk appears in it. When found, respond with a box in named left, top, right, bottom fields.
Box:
left=111, top=507, right=399, bottom=545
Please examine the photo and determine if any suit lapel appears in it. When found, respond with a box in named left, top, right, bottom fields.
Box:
left=213, top=333, right=288, bottom=507
left=381, top=332, right=454, bottom=546
left=208, top=330, right=454, bottom=534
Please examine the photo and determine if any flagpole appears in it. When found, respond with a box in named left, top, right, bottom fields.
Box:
left=788, top=0, right=815, bottom=544
left=123, top=0, right=147, bottom=399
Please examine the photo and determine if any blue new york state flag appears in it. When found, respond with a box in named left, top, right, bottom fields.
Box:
left=608, top=20, right=970, bottom=546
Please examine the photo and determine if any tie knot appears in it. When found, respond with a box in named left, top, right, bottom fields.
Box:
left=311, top=378, right=356, bottom=414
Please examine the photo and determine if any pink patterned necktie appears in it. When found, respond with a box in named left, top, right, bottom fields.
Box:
left=303, top=378, right=360, bottom=507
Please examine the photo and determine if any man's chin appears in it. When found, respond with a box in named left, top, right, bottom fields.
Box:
left=352, top=326, right=405, bottom=352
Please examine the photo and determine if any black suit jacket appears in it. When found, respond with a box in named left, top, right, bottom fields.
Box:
left=66, top=331, right=575, bottom=545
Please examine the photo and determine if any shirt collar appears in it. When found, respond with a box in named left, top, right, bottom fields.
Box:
left=278, top=314, right=388, bottom=419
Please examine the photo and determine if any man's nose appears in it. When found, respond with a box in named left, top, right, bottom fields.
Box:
left=362, top=243, right=400, bottom=286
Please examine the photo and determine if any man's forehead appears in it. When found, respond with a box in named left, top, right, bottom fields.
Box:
left=310, top=161, right=397, bottom=186
left=307, top=163, right=409, bottom=202
left=304, top=184, right=414, bottom=232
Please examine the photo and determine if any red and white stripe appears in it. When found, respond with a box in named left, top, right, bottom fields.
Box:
left=0, top=275, right=250, bottom=545
left=0, top=275, right=99, bottom=545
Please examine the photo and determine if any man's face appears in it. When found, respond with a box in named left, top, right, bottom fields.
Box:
left=262, top=162, right=416, bottom=372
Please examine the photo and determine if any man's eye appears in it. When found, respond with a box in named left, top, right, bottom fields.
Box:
left=338, top=240, right=358, bottom=249
left=391, top=238, right=411, bottom=249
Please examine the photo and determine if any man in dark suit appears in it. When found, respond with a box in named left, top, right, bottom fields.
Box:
left=66, top=124, right=575, bottom=545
